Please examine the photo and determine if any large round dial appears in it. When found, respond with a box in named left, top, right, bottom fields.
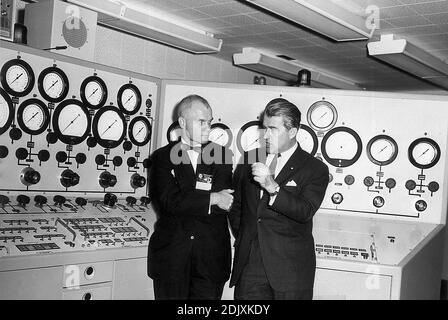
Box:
left=321, top=127, right=362, bottom=167
left=37, top=66, right=69, bottom=103
left=0, top=87, right=14, bottom=135
left=367, top=135, right=398, bottom=166
left=92, top=106, right=127, bottom=148
left=117, top=83, right=141, bottom=115
left=80, top=75, right=108, bottom=110
left=52, top=99, right=91, bottom=145
left=1, top=59, right=35, bottom=97
left=296, top=124, right=318, bottom=156
left=128, top=116, right=151, bottom=147
left=166, top=121, right=182, bottom=143
left=307, top=100, right=338, bottom=131
left=236, top=120, right=264, bottom=154
left=209, top=123, right=233, bottom=148
left=16, top=99, right=49, bottom=135
left=408, top=137, right=440, bottom=169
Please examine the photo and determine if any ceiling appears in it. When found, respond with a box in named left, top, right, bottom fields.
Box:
left=98, top=0, right=448, bottom=92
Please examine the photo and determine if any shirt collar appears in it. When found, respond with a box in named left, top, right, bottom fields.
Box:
left=278, top=142, right=298, bottom=160
left=181, top=137, right=201, bottom=148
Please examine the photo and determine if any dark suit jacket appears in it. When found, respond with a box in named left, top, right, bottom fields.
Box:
left=147, top=141, right=233, bottom=283
left=229, top=145, right=329, bottom=292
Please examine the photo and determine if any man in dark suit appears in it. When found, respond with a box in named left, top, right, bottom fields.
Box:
left=229, top=98, right=329, bottom=300
left=148, top=94, right=234, bottom=299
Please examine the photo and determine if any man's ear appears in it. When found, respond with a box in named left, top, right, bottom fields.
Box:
left=178, top=116, right=186, bottom=129
left=289, top=127, right=298, bottom=139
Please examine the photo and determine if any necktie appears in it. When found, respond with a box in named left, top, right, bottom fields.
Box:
left=268, top=153, right=280, bottom=178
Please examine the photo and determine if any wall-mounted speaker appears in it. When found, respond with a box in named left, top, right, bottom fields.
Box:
left=24, top=0, right=97, bottom=61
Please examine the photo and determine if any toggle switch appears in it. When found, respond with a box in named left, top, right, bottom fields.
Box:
left=17, top=194, right=30, bottom=207
left=126, top=196, right=137, bottom=206
left=140, top=196, right=150, bottom=207
left=53, top=195, right=66, bottom=206
left=75, top=197, right=87, bottom=207
left=34, top=195, right=47, bottom=207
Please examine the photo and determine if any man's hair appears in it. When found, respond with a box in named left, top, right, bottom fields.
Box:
left=175, top=94, right=211, bottom=118
left=261, top=98, right=301, bottom=130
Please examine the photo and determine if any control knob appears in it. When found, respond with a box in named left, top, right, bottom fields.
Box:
left=99, top=171, right=117, bottom=188
left=34, top=195, right=47, bottom=207
left=75, top=197, right=87, bottom=207
left=131, top=173, right=146, bottom=189
left=104, top=193, right=117, bottom=207
left=53, top=195, right=66, bottom=206
left=126, top=196, right=137, bottom=206
left=60, top=169, right=80, bottom=188
left=17, top=194, right=30, bottom=207
left=140, top=196, right=150, bottom=207
left=20, top=167, right=41, bottom=186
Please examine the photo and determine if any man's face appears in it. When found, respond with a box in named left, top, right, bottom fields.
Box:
left=262, top=115, right=297, bottom=154
left=179, top=101, right=212, bottom=145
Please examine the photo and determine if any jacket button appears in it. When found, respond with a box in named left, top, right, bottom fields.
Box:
left=257, top=218, right=261, bottom=223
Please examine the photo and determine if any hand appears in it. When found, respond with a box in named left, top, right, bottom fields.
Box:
left=210, top=189, right=234, bottom=211
left=251, top=162, right=277, bottom=193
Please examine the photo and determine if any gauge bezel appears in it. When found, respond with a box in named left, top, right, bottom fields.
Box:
left=92, top=106, right=127, bottom=149
left=1, top=58, right=35, bottom=97
left=117, top=83, right=141, bottom=115
left=52, top=99, right=92, bottom=145
left=37, top=66, right=69, bottom=103
left=16, top=98, right=50, bottom=135
left=408, top=137, right=441, bottom=169
left=297, top=124, right=318, bottom=156
left=321, top=126, right=362, bottom=168
left=307, top=100, right=338, bottom=132
left=0, top=87, right=14, bottom=135
left=210, top=123, right=233, bottom=148
left=128, top=116, right=151, bottom=147
left=80, top=75, right=108, bottom=110
left=236, top=120, right=264, bottom=154
left=166, top=120, right=182, bottom=143
left=366, top=134, right=398, bottom=166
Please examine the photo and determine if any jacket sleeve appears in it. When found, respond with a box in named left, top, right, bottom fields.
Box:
left=228, top=162, right=245, bottom=238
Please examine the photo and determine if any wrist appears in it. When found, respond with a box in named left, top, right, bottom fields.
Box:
left=266, top=182, right=279, bottom=195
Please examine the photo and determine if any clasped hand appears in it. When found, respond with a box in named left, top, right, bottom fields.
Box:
left=211, top=189, right=234, bottom=211
left=252, top=162, right=276, bottom=193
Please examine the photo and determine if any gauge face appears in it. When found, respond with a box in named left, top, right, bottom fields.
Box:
left=92, top=106, right=127, bottom=148
left=128, top=116, right=151, bottom=147
left=209, top=123, right=233, bottom=148
left=321, top=127, right=362, bottom=167
left=236, top=120, right=265, bottom=154
left=117, top=83, right=141, bottom=115
left=367, top=135, right=398, bottom=166
left=16, top=98, right=49, bottom=135
left=1, top=59, right=35, bottom=97
left=307, top=100, right=338, bottom=131
left=166, top=121, right=182, bottom=143
left=38, top=66, right=69, bottom=103
left=408, top=137, right=440, bottom=169
left=296, top=124, right=318, bottom=156
left=52, top=99, right=91, bottom=145
left=80, top=75, right=108, bottom=109
left=0, top=88, right=14, bottom=135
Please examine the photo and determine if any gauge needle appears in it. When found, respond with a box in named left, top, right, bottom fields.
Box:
left=318, top=112, right=327, bottom=120
left=135, top=127, right=144, bottom=136
left=378, top=145, right=388, bottom=153
left=215, top=133, right=224, bottom=140
left=418, top=148, right=429, bottom=158
left=101, top=119, right=117, bottom=136
left=248, top=138, right=259, bottom=147
left=62, top=114, right=81, bottom=133
left=47, top=80, right=59, bottom=91
left=124, top=95, right=134, bottom=105
left=88, top=88, right=98, bottom=98
left=11, top=73, right=23, bottom=84
left=26, top=112, right=39, bottom=123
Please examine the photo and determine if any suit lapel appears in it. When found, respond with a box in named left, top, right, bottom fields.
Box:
left=275, top=146, right=310, bottom=185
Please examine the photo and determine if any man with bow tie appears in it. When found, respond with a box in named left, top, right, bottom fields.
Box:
left=147, top=94, right=234, bottom=300
left=229, top=98, right=329, bottom=300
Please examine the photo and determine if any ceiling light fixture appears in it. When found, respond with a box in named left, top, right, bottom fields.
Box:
left=66, top=0, right=222, bottom=54
left=233, top=47, right=361, bottom=90
left=367, top=34, right=448, bottom=90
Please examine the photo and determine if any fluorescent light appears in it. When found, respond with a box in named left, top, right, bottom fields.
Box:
left=367, top=34, right=448, bottom=90
left=233, top=47, right=361, bottom=90
left=245, top=0, right=371, bottom=41
left=66, top=0, right=222, bottom=54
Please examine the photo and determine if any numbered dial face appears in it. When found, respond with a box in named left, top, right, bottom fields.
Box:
left=92, top=106, right=127, bottom=148
left=166, top=121, right=182, bottom=143
left=1, top=59, right=35, bottom=97
left=117, top=83, right=141, bottom=115
left=307, top=100, right=338, bottom=131
left=296, top=124, right=318, bottom=156
left=128, top=116, right=151, bottom=147
left=321, top=127, right=362, bottom=167
left=0, top=88, right=14, bottom=135
left=52, top=99, right=91, bottom=145
left=38, top=66, right=69, bottom=103
left=408, top=137, right=441, bottom=169
left=16, top=99, right=49, bottom=135
left=367, top=135, right=398, bottom=166
left=236, top=120, right=264, bottom=154
left=209, top=123, right=233, bottom=148
left=80, top=76, right=108, bottom=109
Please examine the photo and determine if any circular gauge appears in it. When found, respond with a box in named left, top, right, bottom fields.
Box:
left=236, top=120, right=264, bottom=154
left=128, top=116, right=151, bottom=147
left=92, top=106, right=127, bottom=148
left=0, top=87, right=14, bottom=135
left=209, top=123, right=233, bottom=148
left=1, top=58, right=35, bottom=97
left=16, top=98, right=49, bottom=135
left=367, top=135, right=398, bottom=166
left=52, top=99, right=91, bottom=145
left=117, top=83, right=141, bottom=115
left=80, top=75, right=108, bottom=110
left=37, top=66, right=69, bottom=103
left=321, top=127, right=362, bottom=167
left=307, top=100, right=338, bottom=131
left=408, top=137, right=440, bottom=169
left=297, top=124, right=318, bottom=156
left=166, top=120, right=182, bottom=143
